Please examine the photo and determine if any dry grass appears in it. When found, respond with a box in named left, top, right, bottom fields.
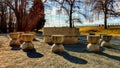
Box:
left=79, top=25, right=120, bottom=36
left=0, top=34, right=120, bottom=68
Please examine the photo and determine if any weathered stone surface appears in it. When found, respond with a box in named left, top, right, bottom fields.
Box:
left=26, top=32, right=36, bottom=39
left=21, top=34, right=34, bottom=50
left=9, top=32, right=20, bottom=39
left=100, top=35, right=112, bottom=47
left=51, top=35, right=64, bottom=44
left=9, top=39, right=20, bottom=47
left=51, top=44, right=64, bottom=52
left=87, top=35, right=100, bottom=52
left=17, top=32, right=24, bottom=43
left=43, top=27, right=79, bottom=36
left=22, top=34, right=34, bottom=42
left=87, top=43, right=100, bottom=52
left=98, top=39, right=103, bottom=45
left=9, top=32, right=20, bottom=47
left=101, top=41, right=112, bottom=47
left=21, top=42, right=34, bottom=50
left=43, top=27, right=80, bottom=44
left=51, top=35, right=64, bottom=52
left=101, top=35, right=112, bottom=42
left=17, top=32, right=24, bottom=37
left=98, top=34, right=107, bottom=44
left=87, top=35, right=100, bottom=44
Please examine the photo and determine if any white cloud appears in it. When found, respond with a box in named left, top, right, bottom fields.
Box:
left=51, top=7, right=57, bottom=15
left=44, top=19, right=68, bottom=27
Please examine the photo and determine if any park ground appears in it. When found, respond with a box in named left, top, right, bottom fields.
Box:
left=0, top=26, right=120, bottom=68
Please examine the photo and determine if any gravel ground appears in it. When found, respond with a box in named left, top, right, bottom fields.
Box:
left=0, top=34, right=120, bottom=68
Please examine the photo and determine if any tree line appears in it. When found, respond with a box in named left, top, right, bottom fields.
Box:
left=0, top=0, right=45, bottom=33
left=0, top=0, right=120, bottom=33
left=47, top=0, right=120, bottom=29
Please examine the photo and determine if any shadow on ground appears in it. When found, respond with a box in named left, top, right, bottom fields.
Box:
left=11, top=46, right=21, bottom=50
left=110, top=44, right=120, bottom=51
left=95, top=52, right=120, bottom=61
left=63, top=43, right=105, bottom=53
left=64, top=43, right=88, bottom=53
left=55, top=52, right=88, bottom=64
left=23, top=49, right=43, bottom=58
left=63, top=35, right=88, bottom=53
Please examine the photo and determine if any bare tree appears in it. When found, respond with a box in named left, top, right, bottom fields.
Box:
left=4, top=0, right=45, bottom=32
left=52, top=0, right=86, bottom=28
left=90, top=0, right=120, bottom=29
left=0, top=0, right=7, bottom=33
left=4, top=0, right=30, bottom=31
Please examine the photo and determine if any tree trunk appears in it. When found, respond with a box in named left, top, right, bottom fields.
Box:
left=104, top=12, right=107, bottom=29
left=1, top=16, right=7, bottom=33
left=104, top=0, right=108, bottom=29
left=9, top=8, right=13, bottom=32
left=15, top=11, right=23, bottom=32
left=69, top=5, right=73, bottom=28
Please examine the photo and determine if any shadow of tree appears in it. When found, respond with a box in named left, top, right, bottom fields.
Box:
left=55, top=52, right=88, bottom=64
left=95, top=52, right=120, bottom=61
left=23, top=49, right=43, bottom=58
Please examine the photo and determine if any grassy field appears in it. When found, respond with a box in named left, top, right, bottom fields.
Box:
left=79, top=25, right=120, bottom=36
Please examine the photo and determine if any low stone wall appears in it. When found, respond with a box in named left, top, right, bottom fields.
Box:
left=43, top=27, right=80, bottom=44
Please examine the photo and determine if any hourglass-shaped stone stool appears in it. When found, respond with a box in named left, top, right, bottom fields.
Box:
left=17, top=32, right=24, bottom=43
left=98, top=34, right=107, bottom=45
left=87, top=35, right=100, bottom=52
left=51, top=35, right=64, bottom=53
left=101, top=35, right=112, bottom=47
left=25, top=32, right=36, bottom=40
left=9, top=32, right=20, bottom=47
left=21, top=34, right=34, bottom=50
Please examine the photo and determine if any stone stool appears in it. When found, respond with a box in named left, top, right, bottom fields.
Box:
left=17, top=32, right=24, bottom=43
left=101, top=35, right=112, bottom=47
left=98, top=34, right=107, bottom=45
left=25, top=32, right=36, bottom=40
left=87, top=35, right=100, bottom=52
left=51, top=35, right=64, bottom=53
left=9, top=32, right=20, bottom=47
left=21, top=34, right=34, bottom=50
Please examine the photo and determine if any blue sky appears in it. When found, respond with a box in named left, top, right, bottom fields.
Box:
left=43, top=0, right=120, bottom=27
